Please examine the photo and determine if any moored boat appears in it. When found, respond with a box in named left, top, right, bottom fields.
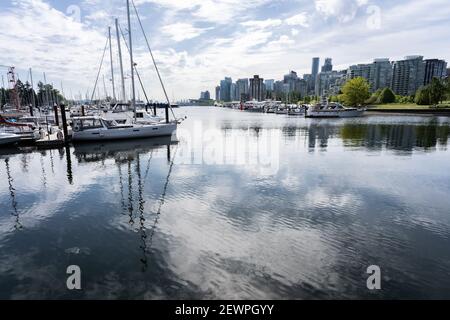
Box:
left=0, top=132, right=21, bottom=146
left=71, top=116, right=177, bottom=142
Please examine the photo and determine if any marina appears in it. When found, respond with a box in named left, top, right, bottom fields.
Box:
left=1, top=0, right=450, bottom=307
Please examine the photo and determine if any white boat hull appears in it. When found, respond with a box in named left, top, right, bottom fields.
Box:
left=306, top=109, right=364, bottom=118
left=72, top=122, right=177, bottom=141
left=0, top=133, right=21, bottom=146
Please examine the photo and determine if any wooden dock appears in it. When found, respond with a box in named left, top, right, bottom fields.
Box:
left=35, top=132, right=66, bottom=149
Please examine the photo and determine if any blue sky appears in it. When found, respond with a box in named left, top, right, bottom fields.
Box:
left=0, top=0, right=449, bottom=100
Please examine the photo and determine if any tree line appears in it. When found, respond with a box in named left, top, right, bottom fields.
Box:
left=337, top=76, right=450, bottom=107
left=0, top=80, right=66, bottom=109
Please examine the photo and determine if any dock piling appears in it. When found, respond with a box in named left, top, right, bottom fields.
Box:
left=60, top=104, right=69, bottom=144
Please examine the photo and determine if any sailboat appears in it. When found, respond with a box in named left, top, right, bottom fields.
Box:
left=72, top=0, right=180, bottom=142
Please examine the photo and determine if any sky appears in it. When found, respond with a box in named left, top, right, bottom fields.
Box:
left=0, top=0, right=449, bottom=101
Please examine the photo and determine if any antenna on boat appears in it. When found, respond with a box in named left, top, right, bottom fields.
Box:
left=115, top=18, right=126, bottom=102
left=126, top=0, right=137, bottom=123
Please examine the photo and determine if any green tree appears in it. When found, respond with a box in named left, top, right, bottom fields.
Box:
left=376, top=87, right=396, bottom=104
left=429, top=78, right=446, bottom=104
left=415, top=86, right=431, bottom=105
left=341, top=77, right=371, bottom=107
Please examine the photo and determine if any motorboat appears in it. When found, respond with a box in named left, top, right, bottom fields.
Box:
left=71, top=116, right=177, bottom=142
left=305, top=96, right=365, bottom=118
left=243, top=100, right=265, bottom=112
left=0, top=115, right=42, bottom=141
left=306, top=102, right=365, bottom=118
left=0, top=132, right=21, bottom=146
left=288, top=105, right=306, bottom=116
left=276, top=105, right=288, bottom=114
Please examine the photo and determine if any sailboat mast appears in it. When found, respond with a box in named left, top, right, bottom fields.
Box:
left=115, top=18, right=126, bottom=102
left=126, top=0, right=137, bottom=121
left=29, top=68, right=36, bottom=110
left=108, top=26, right=116, bottom=102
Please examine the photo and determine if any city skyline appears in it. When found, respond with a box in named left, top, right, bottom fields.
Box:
left=0, top=0, right=449, bottom=101
left=213, top=55, right=448, bottom=102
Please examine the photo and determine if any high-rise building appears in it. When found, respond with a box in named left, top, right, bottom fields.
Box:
left=264, top=79, right=275, bottom=92
left=370, top=59, right=393, bottom=92
left=312, top=57, right=320, bottom=77
left=321, top=58, right=333, bottom=72
left=215, top=86, right=220, bottom=101
left=249, top=75, right=265, bottom=101
left=230, top=83, right=238, bottom=101
left=391, top=56, right=425, bottom=96
left=220, top=77, right=232, bottom=102
left=424, top=59, right=447, bottom=85
left=311, top=57, right=320, bottom=94
left=315, top=70, right=345, bottom=96
left=236, top=78, right=249, bottom=101
left=347, top=59, right=392, bottom=92
left=200, top=91, right=210, bottom=100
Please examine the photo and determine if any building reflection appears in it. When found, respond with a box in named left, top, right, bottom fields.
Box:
left=278, top=118, right=450, bottom=153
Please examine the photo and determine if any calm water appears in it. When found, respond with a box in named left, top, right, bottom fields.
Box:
left=1, top=107, right=450, bottom=299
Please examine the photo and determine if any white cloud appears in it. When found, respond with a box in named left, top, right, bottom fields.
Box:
left=315, top=0, right=367, bottom=22
left=137, top=0, right=273, bottom=23
left=241, top=18, right=283, bottom=30
left=161, top=23, right=209, bottom=42
left=285, top=12, right=310, bottom=27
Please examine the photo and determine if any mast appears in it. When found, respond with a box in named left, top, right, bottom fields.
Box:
left=29, top=68, right=35, bottom=115
left=126, top=0, right=137, bottom=122
left=108, top=26, right=116, bottom=102
left=115, top=18, right=126, bottom=102
left=43, top=72, right=50, bottom=107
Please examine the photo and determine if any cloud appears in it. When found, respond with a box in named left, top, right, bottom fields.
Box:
left=136, top=0, right=273, bottom=23
left=314, top=0, right=367, bottom=22
left=161, top=23, right=209, bottom=42
left=285, top=12, right=309, bottom=27
left=241, top=18, right=283, bottom=30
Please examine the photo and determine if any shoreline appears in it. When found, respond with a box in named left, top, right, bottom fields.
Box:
left=366, top=108, right=450, bottom=116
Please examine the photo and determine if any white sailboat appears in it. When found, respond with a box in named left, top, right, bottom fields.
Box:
left=72, top=0, right=180, bottom=142
left=0, top=132, right=21, bottom=146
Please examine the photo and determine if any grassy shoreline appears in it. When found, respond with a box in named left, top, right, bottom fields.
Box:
left=368, top=103, right=450, bottom=110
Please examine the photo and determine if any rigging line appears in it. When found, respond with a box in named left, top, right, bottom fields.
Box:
left=90, top=37, right=110, bottom=104
left=144, top=144, right=179, bottom=251
left=131, top=0, right=177, bottom=121
left=118, top=24, right=150, bottom=105
left=143, top=150, right=154, bottom=181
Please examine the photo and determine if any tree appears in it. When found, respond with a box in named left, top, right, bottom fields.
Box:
left=415, top=86, right=431, bottom=105
left=341, top=77, right=371, bottom=107
left=429, top=78, right=446, bottom=104
left=376, top=87, right=396, bottom=104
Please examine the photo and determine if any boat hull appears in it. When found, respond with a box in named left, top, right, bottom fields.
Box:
left=72, top=122, right=177, bottom=142
left=0, top=133, right=21, bottom=146
left=306, top=109, right=365, bottom=118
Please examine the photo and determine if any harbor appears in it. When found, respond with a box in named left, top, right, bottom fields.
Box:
left=1, top=0, right=450, bottom=305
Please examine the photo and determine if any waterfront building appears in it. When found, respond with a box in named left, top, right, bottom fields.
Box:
left=215, top=86, right=220, bottom=101
left=264, top=79, right=274, bottom=92
left=200, top=91, right=210, bottom=100
left=220, top=77, right=232, bottom=102
left=236, top=78, right=249, bottom=101
left=370, top=58, right=393, bottom=92
left=249, top=75, right=265, bottom=101
left=315, top=70, right=345, bottom=96
left=424, top=59, right=448, bottom=85
left=230, top=83, right=238, bottom=101
left=347, top=58, right=393, bottom=92
left=321, top=58, right=333, bottom=73
left=391, top=56, right=425, bottom=96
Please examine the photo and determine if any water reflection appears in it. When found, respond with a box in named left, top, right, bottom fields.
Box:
left=1, top=109, right=450, bottom=299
